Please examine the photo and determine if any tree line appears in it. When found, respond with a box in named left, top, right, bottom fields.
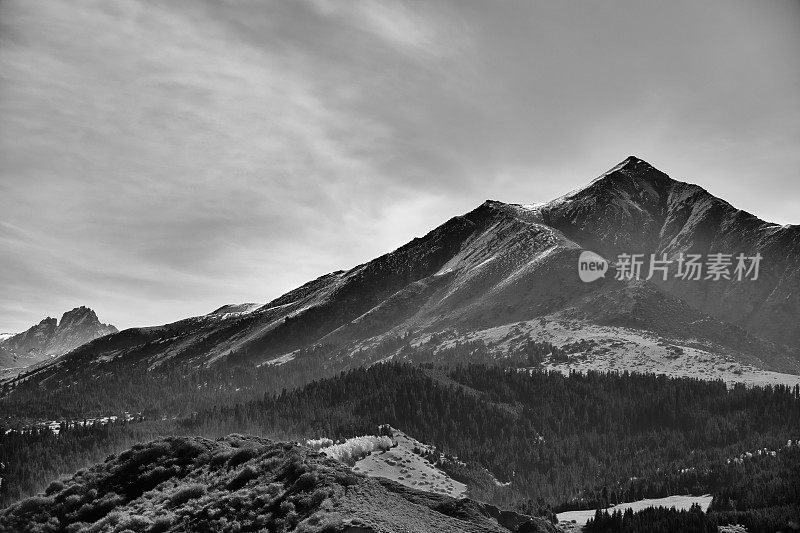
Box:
left=1, top=339, right=798, bottom=529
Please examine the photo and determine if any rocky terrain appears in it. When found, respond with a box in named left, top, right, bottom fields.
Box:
left=329, top=428, right=469, bottom=499
left=0, top=306, right=116, bottom=375
left=0, top=435, right=556, bottom=533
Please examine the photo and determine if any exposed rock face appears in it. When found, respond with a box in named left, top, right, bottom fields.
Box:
left=0, top=435, right=557, bottom=533
left=0, top=306, right=117, bottom=368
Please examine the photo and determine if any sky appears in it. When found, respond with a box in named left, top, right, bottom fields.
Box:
left=1, top=0, right=799, bottom=333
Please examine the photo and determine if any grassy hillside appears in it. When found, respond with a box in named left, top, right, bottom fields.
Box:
left=0, top=435, right=556, bottom=533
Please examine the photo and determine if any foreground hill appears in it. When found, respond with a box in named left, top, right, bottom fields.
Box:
left=0, top=307, right=117, bottom=375
left=0, top=435, right=556, bottom=533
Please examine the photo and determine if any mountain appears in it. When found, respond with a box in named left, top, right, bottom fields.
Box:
left=532, top=157, right=800, bottom=347
left=0, top=307, right=117, bottom=371
left=0, top=434, right=556, bottom=533
left=13, top=157, right=800, bottom=390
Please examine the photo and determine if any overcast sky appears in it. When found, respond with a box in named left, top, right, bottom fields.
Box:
left=1, top=0, right=798, bottom=333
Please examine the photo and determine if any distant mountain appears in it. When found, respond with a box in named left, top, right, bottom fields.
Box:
left=0, top=306, right=117, bottom=370
left=17, top=158, right=800, bottom=389
left=0, top=435, right=556, bottom=533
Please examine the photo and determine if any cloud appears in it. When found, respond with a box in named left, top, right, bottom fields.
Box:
left=0, top=0, right=405, bottom=329
left=1, top=0, right=798, bottom=332
left=305, top=0, right=455, bottom=60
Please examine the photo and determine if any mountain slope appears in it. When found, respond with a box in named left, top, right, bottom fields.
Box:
left=533, top=156, right=800, bottom=347
left=0, top=307, right=117, bottom=372
left=0, top=435, right=556, bottom=533
left=15, top=157, right=799, bottom=389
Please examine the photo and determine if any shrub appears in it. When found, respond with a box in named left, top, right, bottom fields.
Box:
left=305, top=438, right=334, bottom=451
left=320, top=435, right=392, bottom=464
left=146, top=516, right=172, bottom=533
left=45, top=480, right=65, bottom=496
left=227, top=447, right=259, bottom=469
left=75, top=492, right=124, bottom=523
left=168, top=484, right=206, bottom=507
left=279, top=500, right=295, bottom=516
left=210, top=448, right=236, bottom=468
left=292, top=472, right=319, bottom=493
left=227, top=465, right=259, bottom=491
left=120, top=513, right=153, bottom=531
left=15, top=496, right=53, bottom=517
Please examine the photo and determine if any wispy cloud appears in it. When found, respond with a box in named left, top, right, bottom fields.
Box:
left=1, top=0, right=798, bottom=332
left=305, top=0, right=461, bottom=60
left=0, top=0, right=411, bottom=329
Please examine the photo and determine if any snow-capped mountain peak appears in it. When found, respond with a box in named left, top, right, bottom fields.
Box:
left=208, top=303, right=263, bottom=317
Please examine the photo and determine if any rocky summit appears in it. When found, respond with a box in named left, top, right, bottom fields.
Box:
left=0, top=306, right=117, bottom=370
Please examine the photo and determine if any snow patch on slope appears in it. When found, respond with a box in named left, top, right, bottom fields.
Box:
left=207, top=303, right=263, bottom=319
left=557, top=494, right=713, bottom=527
left=424, top=318, right=800, bottom=387
left=258, top=352, right=296, bottom=367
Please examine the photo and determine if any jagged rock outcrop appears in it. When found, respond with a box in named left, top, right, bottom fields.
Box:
left=0, top=306, right=117, bottom=369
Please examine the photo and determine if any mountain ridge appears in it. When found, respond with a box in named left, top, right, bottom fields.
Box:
left=10, top=157, right=799, bottom=389
left=529, top=157, right=800, bottom=346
